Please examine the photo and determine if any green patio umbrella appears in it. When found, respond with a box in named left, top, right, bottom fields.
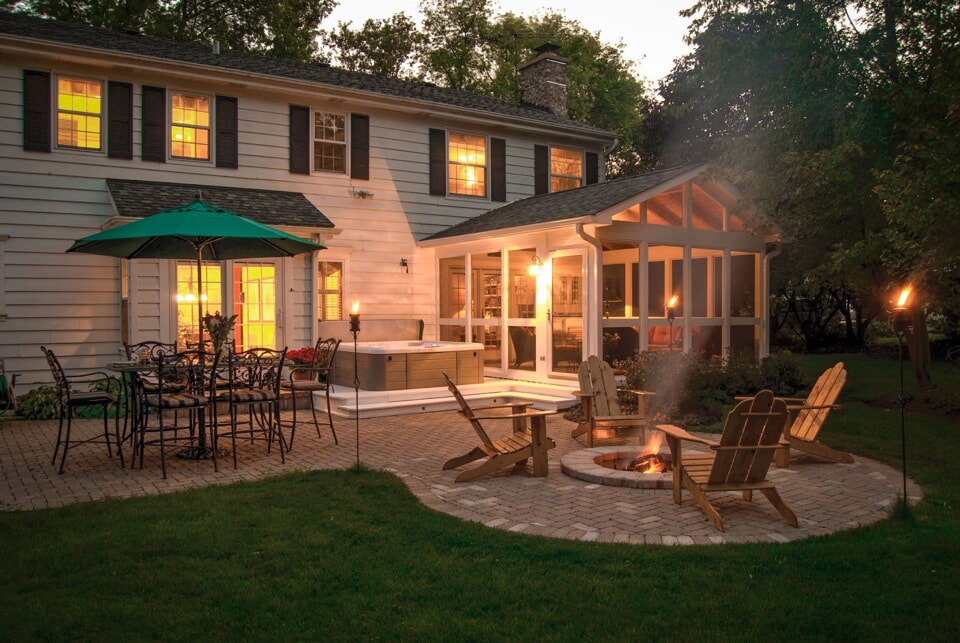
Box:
left=67, top=198, right=326, bottom=346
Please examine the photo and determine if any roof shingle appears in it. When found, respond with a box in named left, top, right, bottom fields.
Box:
left=423, top=165, right=702, bottom=241
left=106, top=179, right=334, bottom=229
left=0, top=12, right=615, bottom=139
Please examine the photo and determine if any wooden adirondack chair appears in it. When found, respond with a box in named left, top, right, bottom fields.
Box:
left=775, top=362, right=851, bottom=466
left=572, top=355, right=654, bottom=447
left=658, top=390, right=797, bottom=532
left=441, top=372, right=557, bottom=483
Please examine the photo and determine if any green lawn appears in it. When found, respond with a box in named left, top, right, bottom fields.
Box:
left=2, top=354, right=959, bottom=641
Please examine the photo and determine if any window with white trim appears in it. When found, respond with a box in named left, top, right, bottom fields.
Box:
left=170, top=92, right=210, bottom=160
left=551, top=146, right=583, bottom=192
left=448, top=132, right=486, bottom=197
left=56, top=76, right=102, bottom=150
left=314, top=112, right=346, bottom=173
left=318, top=261, right=343, bottom=321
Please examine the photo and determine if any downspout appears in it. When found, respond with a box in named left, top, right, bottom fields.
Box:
left=577, top=223, right=604, bottom=362
left=761, top=240, right=784, bottom=358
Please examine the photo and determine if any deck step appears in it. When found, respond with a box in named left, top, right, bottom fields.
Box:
left=321, top=380, right=579, bottom=419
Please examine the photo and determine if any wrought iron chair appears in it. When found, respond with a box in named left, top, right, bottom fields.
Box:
left=41, top=346, right=123, bottom=474
left=139, top=349, right=216, bottom=478
left=280, top=337, right=340, bottom=449
left=213, top=347, right=288, bottom=470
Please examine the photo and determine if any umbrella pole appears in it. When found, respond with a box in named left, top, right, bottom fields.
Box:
left=196, top=248, right=204, bottom=348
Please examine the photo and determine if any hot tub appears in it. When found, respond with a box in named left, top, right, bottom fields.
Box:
left=332, top=341, right=485, bottom=390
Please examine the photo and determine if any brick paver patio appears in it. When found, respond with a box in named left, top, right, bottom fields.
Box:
left=0, top=410, right=921, bottom=544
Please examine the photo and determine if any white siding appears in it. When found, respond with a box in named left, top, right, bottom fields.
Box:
left=0, top=48, right=606, bottom=387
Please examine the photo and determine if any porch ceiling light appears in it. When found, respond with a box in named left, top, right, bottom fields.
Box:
left=528, top=256, right=542, bottom=277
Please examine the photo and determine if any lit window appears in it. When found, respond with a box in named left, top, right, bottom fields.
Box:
left=449, top=132, right=486, bottom=197
left=56, top=77, right=102, bottom=150
left=175, top=262, right=222, bottom=348
left=171, top=92, right=210, bottom=160
left=318, top=261, right=343, bottom=320
left=551, top=146, right=582, bottom=192
left=314, top=112, right=346, bottom=173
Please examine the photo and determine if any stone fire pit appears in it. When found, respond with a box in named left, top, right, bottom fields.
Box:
left=561, top=446, right=674, bottom=490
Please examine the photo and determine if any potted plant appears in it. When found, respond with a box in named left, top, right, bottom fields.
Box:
left=286, top=346, right=316, bottom=380
left=202, top=311, right=237, bottom=359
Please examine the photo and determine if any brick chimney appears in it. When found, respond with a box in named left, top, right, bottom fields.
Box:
left=519, top=43, right=567, bottom=118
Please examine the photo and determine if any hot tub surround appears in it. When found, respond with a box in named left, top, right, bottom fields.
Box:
left=332, top=341, right=485, bottom=390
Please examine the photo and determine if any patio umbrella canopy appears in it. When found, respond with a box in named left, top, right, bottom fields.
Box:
left=67, top=198, right=326, bottom=345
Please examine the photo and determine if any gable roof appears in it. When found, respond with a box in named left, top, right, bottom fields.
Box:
left=0, top=12, right=615, bottom=140
left=421, top=165, right=705, bottom=242
left=106, top=179, right=334, bottom=229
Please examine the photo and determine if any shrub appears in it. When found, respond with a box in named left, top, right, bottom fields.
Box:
left=15, top=385, right=60, bottom=420
left=617, top=349, right=810, bottom=427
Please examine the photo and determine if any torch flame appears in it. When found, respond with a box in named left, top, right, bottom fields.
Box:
left=667, top=295, right=678, bottom=308
left=351, top=301, right=360, bottom=315
left=895, top=287, right=911, bottom=309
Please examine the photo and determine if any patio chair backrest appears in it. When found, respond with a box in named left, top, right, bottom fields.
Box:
left=710, top=390, right=789, bottom=486
left=578, top=355, right=621, bottom=417
left=226, top=347, right=287, bottom=393
left=40, top=346, right=71, bottom=403
left=124, top=341, right=177, bottom=363
left=442, top=371, right=495, bottom=451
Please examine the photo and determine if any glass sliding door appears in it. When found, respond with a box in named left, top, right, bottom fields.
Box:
left=550, top=253, right=584, bottom=373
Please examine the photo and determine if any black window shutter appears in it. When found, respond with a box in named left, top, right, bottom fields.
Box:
left=429, top=128, right=446, bottom=196
left=534, top=144, right=549, bottom=195
left=289, top=104, right=310, bottom=174
left=215, top=95, right=238, bottom=169
left=141, top=85, right=166, bottom=162
left=107, top=81, right=133, bottom=159
left=585, top=151, right=599, bottom=185
left=350, top=113, right=369, bottom=180
left=23, top=70, right=51, bottom=152
left=491, top=137, right=506, bottom=202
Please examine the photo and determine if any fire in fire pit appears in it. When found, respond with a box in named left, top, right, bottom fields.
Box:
left=597, top=432, right=671, bottom=474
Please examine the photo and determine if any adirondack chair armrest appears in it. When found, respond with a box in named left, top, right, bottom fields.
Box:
left=471, top=401, right=535, bottom=413
left=621, top=388, right=655, bottom=397
left=787, top=403, right=842, bottom=411
left=656, top=423, right=718, bottom=447
left=711, top=443, right=784, bottom=452
left=777, top=396, right=809, bottom=402
left=472, top=409, right=555, bottom=422
left=572, top=390, right=593, bottom=399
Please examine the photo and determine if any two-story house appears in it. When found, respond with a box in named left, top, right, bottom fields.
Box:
left=0, top=12, right=779, bottom=401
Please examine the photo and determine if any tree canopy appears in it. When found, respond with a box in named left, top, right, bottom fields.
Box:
left=654, top=0, right=960, bottom=379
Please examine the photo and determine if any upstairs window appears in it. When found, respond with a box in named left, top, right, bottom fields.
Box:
left=314, top=112, right=346, bottom=173
left=57, top=76, right=102, bottom=150
left=448, top=132, right=486, bottom=197
left=170, top=92, right=210, bottom=160
left=550, top=146, right=582, bottom=192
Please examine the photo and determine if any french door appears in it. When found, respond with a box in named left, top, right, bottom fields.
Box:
left=230, top=261, right=278, bottom=351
